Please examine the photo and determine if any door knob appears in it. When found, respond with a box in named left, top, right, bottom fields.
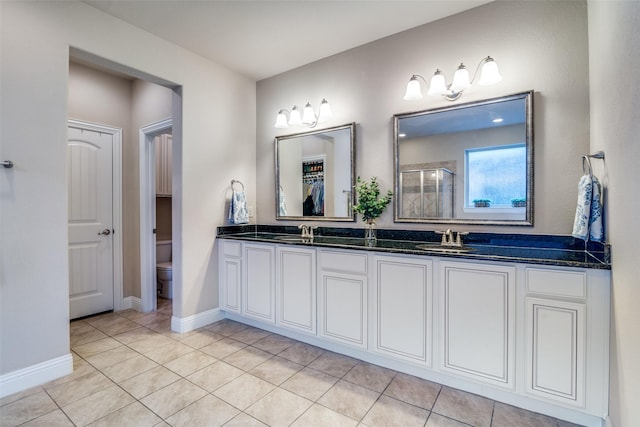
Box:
left=98, top=229, right=111, bottom=236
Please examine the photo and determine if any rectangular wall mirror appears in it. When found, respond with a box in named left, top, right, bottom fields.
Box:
left=275, top=122, right=356, bottom=221
left=394, top=91, right=533, bottom=226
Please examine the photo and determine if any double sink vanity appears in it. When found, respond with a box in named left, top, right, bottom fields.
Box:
left=216, top=90, right=611, bottom=426
left=217, top=225, right=611, bottom=427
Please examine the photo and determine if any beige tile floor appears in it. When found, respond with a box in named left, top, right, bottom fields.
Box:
left=1, top=298, right=584, bottom=427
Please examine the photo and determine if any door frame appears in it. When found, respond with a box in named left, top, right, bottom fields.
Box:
left=139, top=118, right=172, bottom=313
left=67, top=119, right=124, bottom=312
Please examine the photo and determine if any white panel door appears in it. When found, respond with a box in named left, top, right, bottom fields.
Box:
left=318, top=271, right=367, bottom=348
left=526, top=297, right=585, bottom=406
left=243, top=244, right=275, bottom=323
left=68, top=125, right=114, bottom=319
left=373, top=255, right=432, bottom=365
left=219, top=240, right=242, bottom=314
left=440, top=262, right=515, bottom=387
left=276, top=246, right=316, bottom=334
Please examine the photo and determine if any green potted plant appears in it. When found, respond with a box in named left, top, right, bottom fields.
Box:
left=511, top=198, right=526, bottom=207
left=353, top=176, right=392, bottom=241
left=472, top=198, right=491, bottom=208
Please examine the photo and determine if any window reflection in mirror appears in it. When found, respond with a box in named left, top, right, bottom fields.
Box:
left=394, top=91, right=533, bottom=226
left=275, top=123, right=356, bottom=222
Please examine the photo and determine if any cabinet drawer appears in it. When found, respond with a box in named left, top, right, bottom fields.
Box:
left=526, top=268, right=586, bottom=299
left=319, top=250, right=367, bottom=275
left=221, top=241, right=242, bottom=258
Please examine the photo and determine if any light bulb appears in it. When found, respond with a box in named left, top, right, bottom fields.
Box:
left=450, top=63, right=470, bottom=92
left=427, top=70, right=448, bottom=96
left=274, top=111, right=288, bottom=128
left=478, top=57, right=502, bottom=86
left=403, top=76, right=423, bottom=100
left=302, top=102, right=316, bottom=124
left=318, top=99, right=332, bottom=122
left=288, top=106, right=302, bottom=125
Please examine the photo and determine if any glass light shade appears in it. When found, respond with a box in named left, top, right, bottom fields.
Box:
left=302, top=102, right=316, bottom=124
left=318, top=98, right=332, bottom=122
left=427, top=70, right=448, bottom=96
left=450, top=63, right=470, bottom=92
left=403, top=76, right=423, bottom=100
left=274, top=111, right=288, bottom=128
left=288, top=106, right=302, bottom=125
left=478, top=58, right=502, bottom=86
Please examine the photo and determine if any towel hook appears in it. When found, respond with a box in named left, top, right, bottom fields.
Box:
left=231, top=179, right=244, bottom=191
left=1, top=160, right=14, bottom=169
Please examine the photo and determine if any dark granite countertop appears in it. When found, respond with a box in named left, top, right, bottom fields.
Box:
left=217, top=225, right=611, bottom=270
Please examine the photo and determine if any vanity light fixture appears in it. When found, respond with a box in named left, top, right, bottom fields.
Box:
left=404, top=56, right=502, bottom=102
left=275, top=98, right=332, bottom=128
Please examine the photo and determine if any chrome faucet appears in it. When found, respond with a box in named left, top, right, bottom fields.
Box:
left=298, top=224, right=318, bottom=240
left=436, top=229, right=468, bottom=247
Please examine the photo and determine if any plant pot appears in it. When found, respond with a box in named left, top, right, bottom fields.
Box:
left=512, top=201, right=526, bottom=208
left=474, top=201, right=490, bottom=208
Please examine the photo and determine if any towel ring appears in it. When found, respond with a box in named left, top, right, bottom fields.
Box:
left=582, top=155, right=592, bottom=176
left=231, top=179, right=244, bottom=191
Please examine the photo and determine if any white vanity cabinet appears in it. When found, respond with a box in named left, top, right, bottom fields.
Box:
left=524, top=267, right=610, bottom=417
left=242, top=243, right=276, bottom=323
left=218, top=240, right=242, bottom=314
left=317, top=249, right=369, bottom=349
left=276, top=246, right=316, bottom=335
left=439, top=261, right=516, bottom=389
left=371, top=254, right=433, bottom=366
left=217, top=238, right=610, bottom=427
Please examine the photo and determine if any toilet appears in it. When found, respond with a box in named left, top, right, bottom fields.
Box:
left=156, top=240, right=173, bottom=299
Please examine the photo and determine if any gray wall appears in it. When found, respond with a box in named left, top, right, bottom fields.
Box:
left=257, top=1, right=590, bottom=234
left=588, top=2, right=640, bottom=426
left=0, top=1, right=255, bottom=375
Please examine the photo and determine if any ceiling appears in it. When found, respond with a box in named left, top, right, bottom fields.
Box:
left=83, top=0, right=492, bottom=81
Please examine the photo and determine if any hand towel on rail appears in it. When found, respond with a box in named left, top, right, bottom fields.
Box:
left=572, top=174, right=604, bottom=242
left=229, top=190, right=249, bottom=224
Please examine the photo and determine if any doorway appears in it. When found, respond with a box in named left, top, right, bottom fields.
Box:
left=68, top=48, right=181, bottom=321
left=140, top=119, right=173, bottom=313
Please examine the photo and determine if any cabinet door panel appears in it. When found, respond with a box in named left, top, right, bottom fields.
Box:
left=243, top=244, right=275, bottom=323
left=221, top=257, right=241, bottom=313
left=374, top=256, right=432, bottom=365
left=319, top=272, right=367, bottom=348
left=440, top=262, right=515, bottom=387
left=277, top=247, right=316, bottom=334
left=526, top=297, right=585, bottom=405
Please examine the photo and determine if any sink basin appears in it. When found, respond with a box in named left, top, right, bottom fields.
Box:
left=415, top=243, right=474, bottom=253
left=274, top=235, right=312, bottom=242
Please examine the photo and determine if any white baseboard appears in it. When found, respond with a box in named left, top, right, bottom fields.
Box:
left=171, top=308, right=224, bottom=334
left=120, top=296, right=142, bottom=312
left=0, top=353, right=73, bottom=399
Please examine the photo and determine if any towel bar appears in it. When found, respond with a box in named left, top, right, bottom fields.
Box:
left=1, top=160, right=13, bottom=168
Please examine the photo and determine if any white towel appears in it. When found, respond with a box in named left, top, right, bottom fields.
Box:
left=572, top=175, right=604, bottom=242
left=229, top=190, right=249, bottom=224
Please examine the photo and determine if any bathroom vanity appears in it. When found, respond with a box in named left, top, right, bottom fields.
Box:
left=216, top=225, right=610, bottom=427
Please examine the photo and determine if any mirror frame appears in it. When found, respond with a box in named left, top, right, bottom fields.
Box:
left=275, top=122, right=356, bottom=222
left=393, top=91, right=534, bottom=226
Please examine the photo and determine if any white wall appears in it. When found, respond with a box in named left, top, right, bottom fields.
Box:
left=0, top=0, right=255, bottom=378
left=257, top=1, right=590, bottom=234
left=588, top=2, right=640, bottom=426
